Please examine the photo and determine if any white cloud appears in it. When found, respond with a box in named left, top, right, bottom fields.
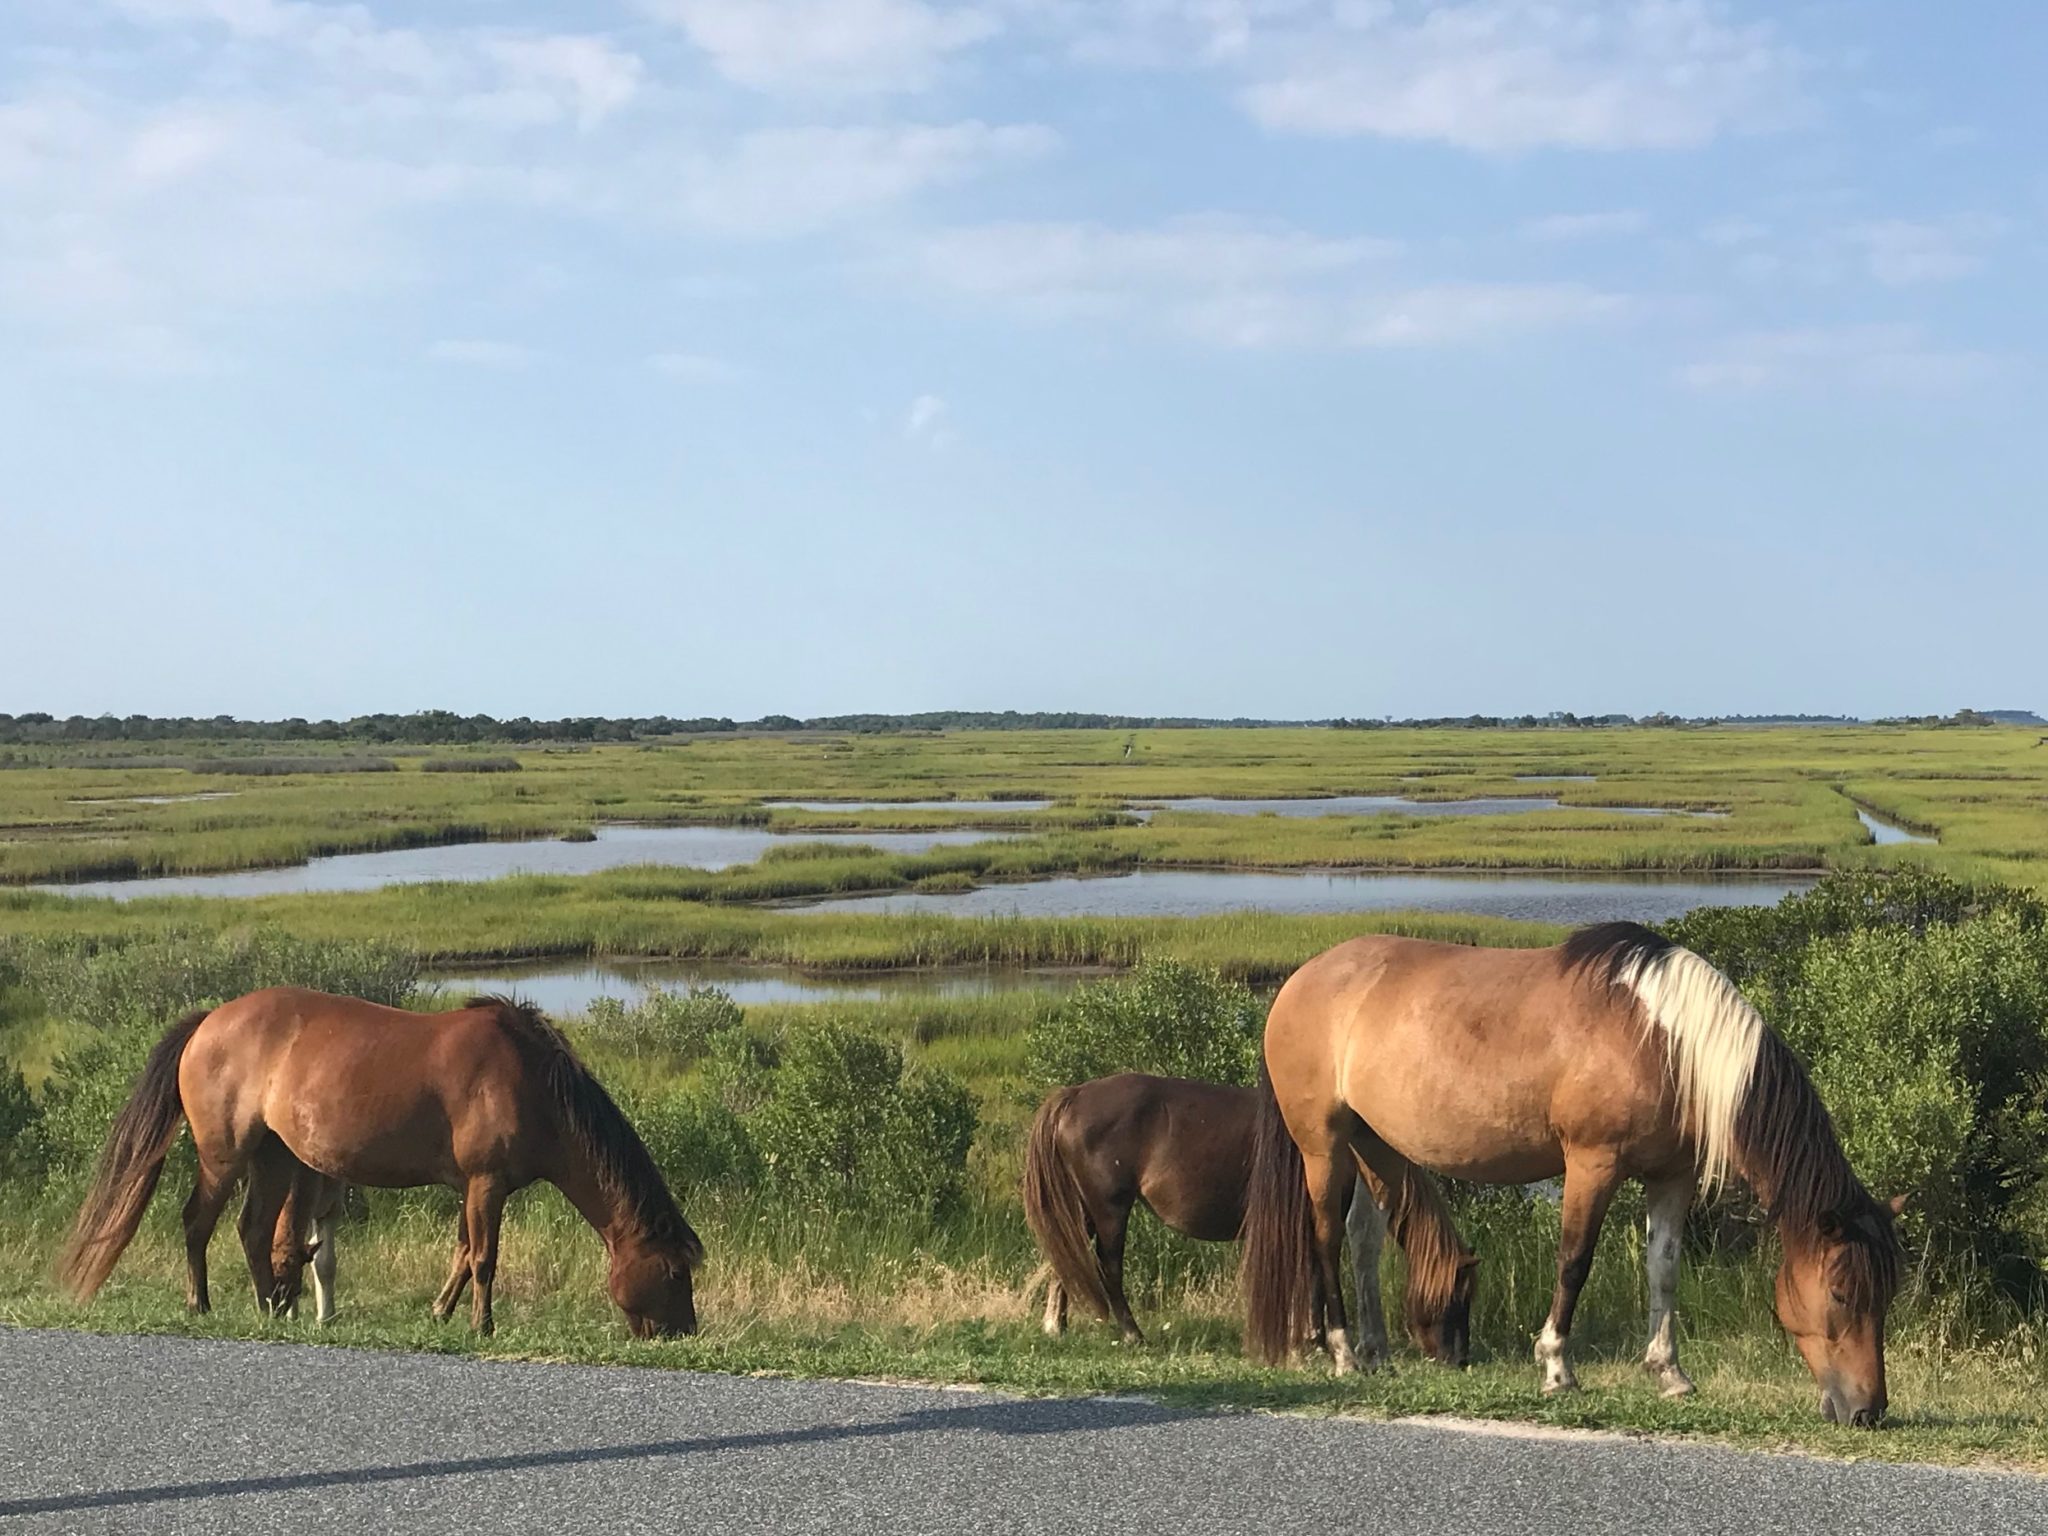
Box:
left=1054, top=0, right=1803, bottom=152
left=1678, top=325, right=1996, bottom=393
left=1520, top=210, right=1646, bottom=242
left=672, top=122, right=1054, bottom=236
left=909, top=216, right=1623, bottom=349
left=903, top=391, right=951, bottom=444
left=428, top=338, right=535, bottom=367
left=1850, top=218, right=1998, bottom=287
left=653, top=0, right=999, bottom=95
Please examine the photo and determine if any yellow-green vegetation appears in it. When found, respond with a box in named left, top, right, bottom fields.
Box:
left=6, top=873, right=2048, bottom=1471
left=6, top=725, right=2042, bottom=892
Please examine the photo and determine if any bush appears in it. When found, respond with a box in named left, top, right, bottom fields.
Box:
left=1026, top=960, right=1262, bottom=1089
left=0, top=1069, right=47, bottom=1185
left=19, top=931, right=418, bottom=1180
left=1775, top=910, right=2048, bottom=1272
left=580, top=987, right=744, bottom=1066
left=419, top=757, right=522, bottom=773
left=743, top=1020, right=977, bottom=1218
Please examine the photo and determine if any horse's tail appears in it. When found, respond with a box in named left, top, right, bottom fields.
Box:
left=57, top=1008, right=208, bottom=1301
left=1380, top=1164, right=1479, bottom=1360
left=1021, top=1086, right=1113, bottom=1320
left=1239, top=1062, right=1316, bottom=1365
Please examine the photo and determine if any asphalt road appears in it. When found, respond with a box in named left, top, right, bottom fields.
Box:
left=1, top=1328, right=2041, bottom=1534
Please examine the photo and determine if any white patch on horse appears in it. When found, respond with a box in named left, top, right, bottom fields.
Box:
left=1618, top=944, right=1764, bottom=1194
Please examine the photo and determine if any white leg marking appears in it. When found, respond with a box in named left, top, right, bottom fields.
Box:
left=1345, top=1191, right=1390, bottom=1370
left=1327, top=1324, right=1358, bottom=1375
left=1042, top=1278, right=1066, bottom=1337
left=1535, top=1321, right=1578, bottom=1393
left=1642, top=1178, right=1695, bottom=1397
left=311, top=1215, right=338, bottom=1325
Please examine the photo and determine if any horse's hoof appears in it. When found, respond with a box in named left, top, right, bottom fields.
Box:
left=1540, top=1372, right=1580, bottom=1395
left=1649, top=1363, right=1696, bottom=1398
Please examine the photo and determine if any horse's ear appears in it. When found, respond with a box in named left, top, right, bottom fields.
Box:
left=1815, top=1208, right=1844, bottom=1239
left=1456, top=1254, right=1481, bottom=1273
left=1887, top=1192, right=1910, bottom=1217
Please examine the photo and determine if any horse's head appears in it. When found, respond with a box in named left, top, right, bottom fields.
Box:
left=266, top=1235, right=320, bottom=1315
left=609, top=1232, right=703, bottom=1339
left=1406, top=1252, right=1480, bottom=1366
left=1774, top=1192, right=1906, bottom=1427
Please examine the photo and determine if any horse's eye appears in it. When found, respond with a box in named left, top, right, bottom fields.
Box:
left=1829, top=1289, right=1849, bottom=1307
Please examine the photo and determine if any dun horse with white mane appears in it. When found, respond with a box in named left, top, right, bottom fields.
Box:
left=1242, top=924, right=1904, bottom=1426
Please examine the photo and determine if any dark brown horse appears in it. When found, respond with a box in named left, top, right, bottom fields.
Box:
left=1023, top=1072, right=1476, bottom=1363
left=60, top=990, right=702, bottom=1337
left=1241, top=925, right=1904, bottom=1425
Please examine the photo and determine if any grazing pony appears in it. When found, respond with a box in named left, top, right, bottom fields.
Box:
left=59, top=990, right=702, bottom=1338
left=1024, top=1072, right=1477, bottom=1364
left=1241, top=925, right=1904, bottom=1425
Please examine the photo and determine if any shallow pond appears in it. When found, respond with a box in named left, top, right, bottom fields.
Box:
left=38, top=824, right=1020, bottom=902
left=801, top=869, right=1815, bottom=925
left=70, top=792, right=240, bottom=805
left=430, top=960, right=1095, bottom=1013
left=761, top=799, right=1053, bottom=813
left=1858, top=809, right=1938, bottom=846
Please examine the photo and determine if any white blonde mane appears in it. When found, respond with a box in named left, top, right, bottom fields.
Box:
left=1614, top=945, right=1765, bottom=1195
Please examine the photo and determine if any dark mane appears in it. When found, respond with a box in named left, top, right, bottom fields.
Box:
left=1737, top=1032, right=1902, bottom=1308
left=466, top=996, right=703, bottom=1264
left=1558, top=921, right=1678, bottom=991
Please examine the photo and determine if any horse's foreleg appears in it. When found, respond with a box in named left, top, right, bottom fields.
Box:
left=1344, top=1169, right=1391, bottom=1371
left=1536, top=1151, right=1620, bottom=1394
left=464, top=1177, right=508, bottom=1336
left=1304, top=1150, right=1357, bottom=1373
left=310, top=1209, right=339, bottom=1325
left=181, top=1159, right=236, bottom=1315
left=1642, top=1174, right=1695, bottom=1397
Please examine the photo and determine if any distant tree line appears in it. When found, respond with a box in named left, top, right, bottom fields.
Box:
left=0, top=705, right=2032, bottom=746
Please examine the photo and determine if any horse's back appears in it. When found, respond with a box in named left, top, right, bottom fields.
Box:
left=1268, top=935, right=1668, bottom=1183
left=182, top=989, right=534, bottom=1189
left=1062, top=1073, right=1256, bottom=1239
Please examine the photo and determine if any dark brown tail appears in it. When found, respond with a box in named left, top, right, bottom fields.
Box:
left=1021, top=1087, right=1113, bottom=1320
left=56, top=1009, right=208, bottom=1301
left=1380, top=1164, right=1479, bottom=1364
left=1239, top=1063, right=1315, bottom=1365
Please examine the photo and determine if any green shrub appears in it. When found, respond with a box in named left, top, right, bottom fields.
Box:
left=0, top=1069, right=47, bottom=1184
left=21, top=931, right=417, bottom=1180
left=1775, top=910, right=2048, bottom=1270
left=580, top=987, right=744, bottom=1065
left=743, top=1019, right=976, bottom=1218
left=1026, top=959, right=1262, bottom=1089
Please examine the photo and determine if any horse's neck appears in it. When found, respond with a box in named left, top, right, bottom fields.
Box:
left=546, top=1150, right=642, bottom=1254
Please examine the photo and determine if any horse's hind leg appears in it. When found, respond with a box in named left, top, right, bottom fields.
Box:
left=1303, top=1149, right=1359, bottom=1372
left=1344, top=1167, right=1391, bottom=1371
left=1536, top=1149, right=1621, bottom=1394
left=431, top=1222, right=472, bottom=1322
left=1641, top=1173, right=1695, bottom=1397
left=238, top=1142, right=296, bottom=1314
left=1042, top=1276, right=1069, bottom=1337
left=1081, top=1193, right=1144, bottom=1344
left=181, top=1157, right=236, bottom=1314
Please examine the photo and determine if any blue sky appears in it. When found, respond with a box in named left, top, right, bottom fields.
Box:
left=3, top=1, right=2041, bottom=720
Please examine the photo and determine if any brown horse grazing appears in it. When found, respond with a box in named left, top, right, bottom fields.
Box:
left=1242, top=925, right=1905, bottom=1426
left=267, top=1168, right=348, bottom=1323
left=59, top=990, right=702, bottom=1338
left=1023, top=1072, right=1477, bottom=1363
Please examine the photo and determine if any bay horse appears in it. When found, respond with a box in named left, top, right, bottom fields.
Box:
left=1024, top=1072, right=1477, bottom=1363
left=59, top=990, right=702, bottom=1338
left=1241, top=924, right=1905, bottom=1425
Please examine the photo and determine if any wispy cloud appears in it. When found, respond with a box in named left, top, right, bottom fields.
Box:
left=903, top=391, right=952, bottom=445
left=647, top=350, right=742, bottom=380
left=651, top=0, right=999, bottom=96
left=1520, top=210, right=1647, bottom=243
left=1678, top=325, right=1997, bottom=393
left=1849, top=217, right=1999, bottom=286
left=909, top=216, right=1625, bottom=349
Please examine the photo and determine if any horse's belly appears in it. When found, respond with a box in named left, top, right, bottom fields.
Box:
left=269, top=1083, right=460, bottom=1189
left=1347, top=1087, right=1565, bottom=1186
